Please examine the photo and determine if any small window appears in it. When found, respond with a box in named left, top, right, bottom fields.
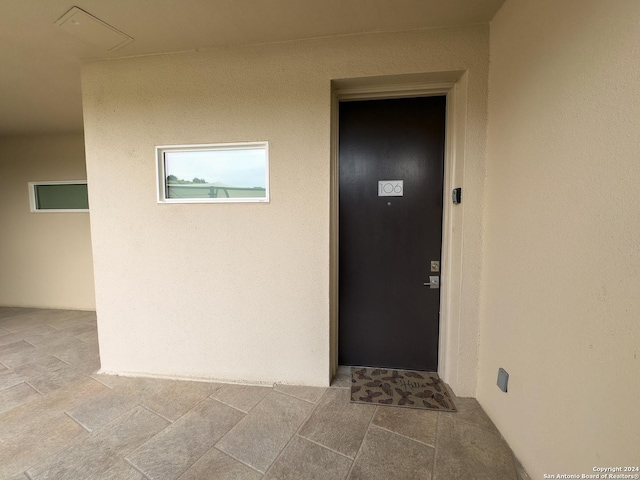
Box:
left=29, top=181, right=89, bottom=212
left=156, top=142, right=270, bottom=203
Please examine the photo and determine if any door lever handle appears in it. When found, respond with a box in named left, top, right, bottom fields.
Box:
left=423, top=276, right=440, bottom=289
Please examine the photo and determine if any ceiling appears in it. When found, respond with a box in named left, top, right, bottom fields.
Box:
left=0, top=0, right=505, bottom=136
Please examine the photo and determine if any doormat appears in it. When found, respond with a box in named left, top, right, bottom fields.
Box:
left=350, top=367, right=457, bottom=412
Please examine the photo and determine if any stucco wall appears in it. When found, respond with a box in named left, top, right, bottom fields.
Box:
left=0, top=134, right=95, bottom=310
left=480, top=0, right=640, bottom=475
left=82, top=26, right=489, bottom=387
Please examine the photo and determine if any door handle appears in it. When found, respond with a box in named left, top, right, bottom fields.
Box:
left=423, top=276, right=440, bottom=289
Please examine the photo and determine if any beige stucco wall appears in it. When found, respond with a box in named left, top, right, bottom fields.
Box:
left=82, top=26, right=489, bottom=387
left=480, top=0, right=640, bottom=475
left=0, top=134, right=96, bottom=310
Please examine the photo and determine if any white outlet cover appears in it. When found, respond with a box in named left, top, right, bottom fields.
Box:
left=378, top=180, right=403, bottom=197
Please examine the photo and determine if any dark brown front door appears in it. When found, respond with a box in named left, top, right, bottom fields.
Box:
left=338, top=96, right=446, bottom=371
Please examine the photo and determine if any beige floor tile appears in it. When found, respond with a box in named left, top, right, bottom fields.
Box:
left=15, top=355, right=91, bottom=395
left=76, top=311, right=97, bottom=321
left=95, top=374, right=175, bottom=395
left=212, top=383, right=273, bottom=412
left=102, top=460, right=146, bottom=480
left=0, top=309, right=19, bottom=321
left=50, top=339, right=99, bottom=366
left=298, top=387, right=375, bottom=458
left=56, top=322, right=97, bottom=338
left=75, top=331, right=99, bottom=344
left=90, top=372, right=128, bottom=388
left=1, top=315, right=47, bottom=333
left=2, top=377, right=108, bottom=419
left=46, top=319, right=90, bottom=332
left=275, top=384, right=327, bottom=403
left=178, top=448, right=263, bottom=480
left=0, top=370, right=105, bottom=477
left=8, top=473, right=30, bottom=480
left=23, top=324, right=58, bottom=335
left=0, top=332, right=29, bottom=347
left=372, top=404, right=438, bottom=446
left=0, top=306, right=26, bottom=314
left=27, top=406, right=168, bottom=479
left=0, top=382, right=42, bottom=414
left=143, top=379, right=222, bottom=421
left=0, top=377, right=107, bottom=438
left=126, top=398, right=244, bottom=480
left=21, top=329, right=70, bottom=348
left=46, top=312, right=94, bottom=330
left=13, top=355, right=68, bottom=377
left=2, top=338, right=36, bottom=354
left=0, top=368, right=26, bottom=391
left=42, top=377, right=107, bottom=413
left=23, top=329, right=94, bottom=356
left=0, top=340, right=42, bottom=368
left=348, top=425, right=434, bottom=480
left=66, top=387, right=144, bottom=432
left=0, top=325, right=56, bottom=347
left=4, top=349, right=53, bottom=369
left=22, top=307, right=58, bottom=316
left=264, top=435, right=352, bottom=480
left=433, top=414, right=517, bottom=480
left=0, top=413, right=88, bottom=478
left=441, top=397, right=500, bottom=433
left=30, top=367, right=90, bottom=395
left=216, top=391, right=314, bottom=473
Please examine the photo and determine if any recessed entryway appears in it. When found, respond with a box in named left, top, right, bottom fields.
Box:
left=329, top=73, right=475, bottom=395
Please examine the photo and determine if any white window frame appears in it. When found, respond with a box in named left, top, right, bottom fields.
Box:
left=28, top=181, right=89, bottom=213
left=156, top=142, right=270, bottom=204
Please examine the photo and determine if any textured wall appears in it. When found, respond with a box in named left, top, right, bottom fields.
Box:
left=0, top=134, right=95, bottom=310
left=82, top=26, right=489, bottom=387
left=480, top=0, right=640, bottom=475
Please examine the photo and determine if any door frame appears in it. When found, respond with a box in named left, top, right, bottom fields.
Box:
left=330, top=73, right=469, bottom=391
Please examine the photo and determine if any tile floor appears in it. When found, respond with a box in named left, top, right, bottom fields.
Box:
left=0, top=307, right=530, bottom=480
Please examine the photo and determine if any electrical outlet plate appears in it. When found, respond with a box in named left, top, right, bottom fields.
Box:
left=497, top=368, right=509, bottom=392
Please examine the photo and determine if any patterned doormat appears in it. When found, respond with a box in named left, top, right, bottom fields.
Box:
left=351, top=367, right=457, bottom=412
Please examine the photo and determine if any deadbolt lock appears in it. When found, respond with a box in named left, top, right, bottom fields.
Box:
left=430, top=261, right=440, bottom=273
left=423, top=276, right=440, bottom=289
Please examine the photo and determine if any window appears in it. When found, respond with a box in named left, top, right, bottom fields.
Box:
left=156, top=142, right=270, bottom=203
left=28, top=181, right=89, bottom=212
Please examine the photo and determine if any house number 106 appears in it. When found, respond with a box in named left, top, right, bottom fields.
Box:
left=378, top=180, right=404, bottom=197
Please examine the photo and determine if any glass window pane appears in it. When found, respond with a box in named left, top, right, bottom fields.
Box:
left=35, top=184, right=89, bottom=210
left=163, top=146, right=268, bottom=202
